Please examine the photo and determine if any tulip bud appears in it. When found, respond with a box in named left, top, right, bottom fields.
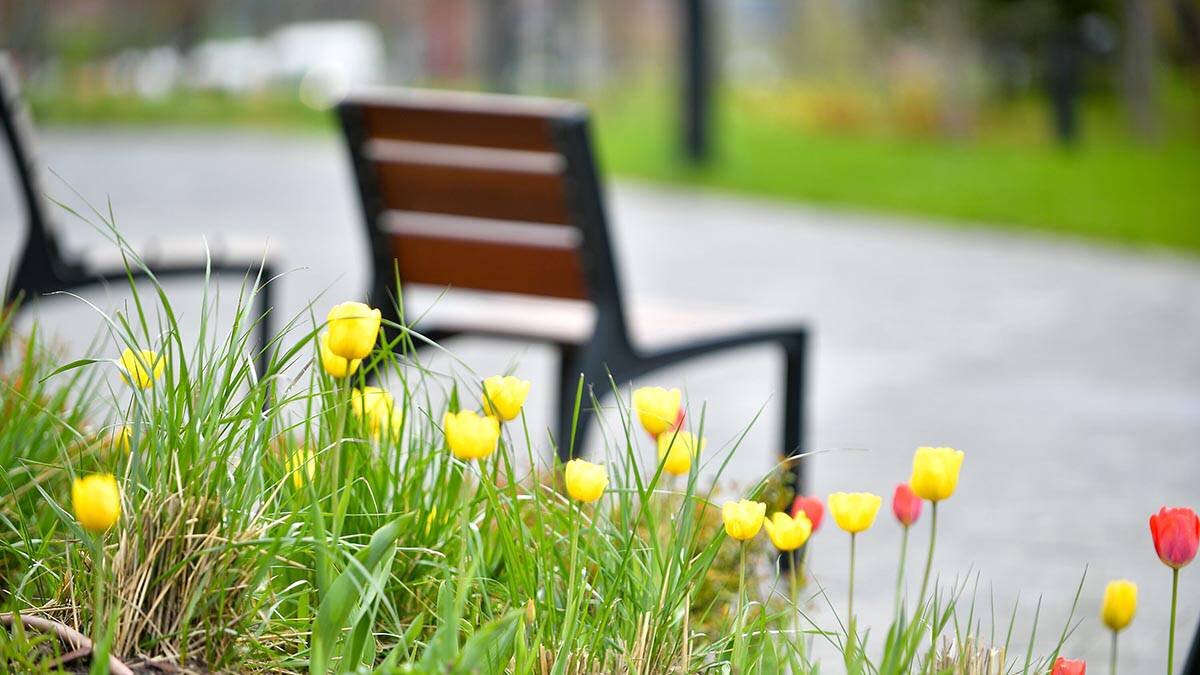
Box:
left=318, top=331, right=361, bottom=378
left=892, top=483, right=922, bottom=527
left=286, top=448, right=316, bottom=489
left=828, top=492, right=882, bottom=534
left=107, top=425, right=132, bottom=455
left=564, top=459, right=608, bottom=503
left=352, top=386, right=402, bottom=439
left=119, top=348, right=165, bottom=389
left=1149, top=506, right=1199, bottom=570
left=656, top=430, right=704, bottom=476
left=326, top=302, right=381, bottom=361
left=632, top=386, right=683, bottom=437
left=443, top=410, right=500, bottom=461
left=72, top=474, right=121, bottom=534
left=790, top=495, right=824, bottom=533
left=1100, top=579, right=1136, bottom=632
left=722, top=499, right=766, bottom=541
left=762, top=511, right=812, bottom=551
left=909, top=446, right=964, bottom=502
left=1051, top=656, right=1086, bottom=675
left=482, top=375, right=532, bottom=422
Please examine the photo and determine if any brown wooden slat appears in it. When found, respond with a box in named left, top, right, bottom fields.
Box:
left=359, top=100, right=561, bottom=152
left=388, top=230, right=588, bottom=300
left=374, top=158, right=571, bottom=225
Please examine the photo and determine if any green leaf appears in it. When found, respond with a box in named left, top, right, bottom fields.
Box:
left=310, top=518, right=403, bottom=675
left=453, top=609, right=522, bottom=675
left=38, top=358, right=100, bottom=383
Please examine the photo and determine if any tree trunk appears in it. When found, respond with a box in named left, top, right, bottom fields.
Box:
left=1122, top=0, right=1157, bottom=140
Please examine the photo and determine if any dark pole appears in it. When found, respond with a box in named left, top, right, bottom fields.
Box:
left=1047, top=23, right=1080, bottom=145
left=681, top=0, right=711, bottom=163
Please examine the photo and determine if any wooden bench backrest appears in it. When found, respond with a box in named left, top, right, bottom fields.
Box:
left=338, top=90, right=616, bottom=304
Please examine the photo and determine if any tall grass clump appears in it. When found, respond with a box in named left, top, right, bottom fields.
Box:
left=2, top=207, right=1191, bottom=673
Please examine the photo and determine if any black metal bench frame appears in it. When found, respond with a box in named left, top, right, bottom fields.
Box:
left=0, top=54, right=275, bottom=376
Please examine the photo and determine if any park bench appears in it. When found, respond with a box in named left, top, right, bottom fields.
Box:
left=336, top=87, right=808, bottom=491
left=0, top=54, right=276, bottom=376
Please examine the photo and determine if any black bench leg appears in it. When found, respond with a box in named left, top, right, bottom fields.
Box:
left=556, top=343, right=593, bottom=463
left=783, top=332, right=807, bottom=495
left=255, top=272, right=274, bottom=378
left=779, top=334, right=808, bottom=571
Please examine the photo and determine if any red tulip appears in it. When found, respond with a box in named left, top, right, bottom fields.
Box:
left=892, top=483, right=922, bottom=527
left=1051, top=656, right=1085, bottom=675
left=1149, top=507, right=1200, bottom=569
left=790, top=495, right=824, bottom=533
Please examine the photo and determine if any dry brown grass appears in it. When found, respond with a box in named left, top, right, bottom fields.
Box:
left=110, top=490, right=266, bottom=666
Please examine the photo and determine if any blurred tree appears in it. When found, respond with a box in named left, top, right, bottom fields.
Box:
left=931, top=0, right=976, bottom=137
left=975, top=0, right=1118, bottom=143
left=1, top=0, right=50, bottom=63
left=170, top=0, right=209, bottom=54
left=1170, top=0, right=1200, bottom=130
left=545, top=0, right=581, bottom=92
left=482, top=0, right=518, bottom=92
left=1121, top=0, right=1157, bottom=139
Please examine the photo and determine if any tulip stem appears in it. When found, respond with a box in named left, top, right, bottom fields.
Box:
left=894, top=525, right=909, bottom=617
left=734, top=542, right=747, bottom=667
left=557, top=504, right=581, bottom=663
left=330, top=379, right=350, bottom=538
left=917, top=501, right=938, bottom=607
left=1110, top=630, right=1118, bottom=675
left=92, top=537, right=105, bottom=649
left=847, top=532, right=857, bottom=655
left=1168, top=567, right=1179, bottom=675
left=789, top=551, right=800, bottom=644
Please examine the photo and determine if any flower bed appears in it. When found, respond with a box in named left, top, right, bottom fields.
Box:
left=0, top=235, right=1196, bottom=674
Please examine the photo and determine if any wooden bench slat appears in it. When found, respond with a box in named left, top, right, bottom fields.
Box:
left=386, top=229, right=588, bottom=300
left=374, top=157, right=571, bottom=225
left=359, top=99, right=565, bottom=152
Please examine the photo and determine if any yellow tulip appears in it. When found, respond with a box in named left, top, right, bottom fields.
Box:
left=72, top=473, right=121, bottom=534
left=119, top=348, right=165, bottom=389
left=762, top=511, right=812, bottom=551
left=285, top=448, right=316, bottom=489
left=632, top=386, right=682, bottom=437
left=352, top=386, right=402, bottom=438
left=722, top=499, right=766, bottom=541
left=828, top=492, right=882, bottom=534
left=482, top=375, right=532, bottom=422
left=657, top=430, right=704, bottom=476
left=325, top=302, right=381, bottom=361
left=443, top=410, right=500, bottom=461
left=318, top=331, right=361, bottom=378
left=564, top=459, right=608, bottom=503
left=107, top=425, right=132, bottom=455
left=1101, top=579, right=1137, bottom=632
left=909, top=447, right=965, bottom=502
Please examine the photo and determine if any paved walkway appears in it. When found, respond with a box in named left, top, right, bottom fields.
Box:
left=3, top=129, right=1198, bottom=670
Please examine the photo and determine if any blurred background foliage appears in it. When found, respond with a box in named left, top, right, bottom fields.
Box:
left=3, top=0, right=1198, bottom=252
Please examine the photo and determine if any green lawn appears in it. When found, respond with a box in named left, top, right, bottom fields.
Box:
left=30, top=87, right=1200, bottom=254
left=594, top=90, right=1200, bottom=254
